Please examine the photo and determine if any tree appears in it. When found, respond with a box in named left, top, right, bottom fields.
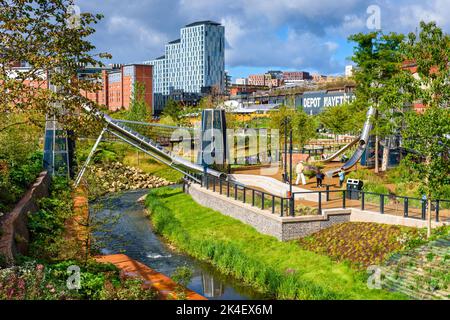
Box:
left=318, top=102, right=366, bottom=135
left=269, top=106, right=316, bottom=148
left=349, top=31, right=405, bottom=172
left=162, top=98, right=182, bottom=121
left=127, top=82, right=149, bottom=122
left=399, top=21, right=450, bottom=237
left=0, top=0, right=109, bottom=135
left=402, top=107, right=449, bottom=238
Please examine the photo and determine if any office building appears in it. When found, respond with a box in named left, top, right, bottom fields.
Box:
left=146, top=21, right=225, bottom=114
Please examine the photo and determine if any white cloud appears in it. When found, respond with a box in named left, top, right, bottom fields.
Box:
left=78, top=0, right=450, bottom=74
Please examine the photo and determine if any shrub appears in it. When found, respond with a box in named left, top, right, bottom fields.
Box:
left=0, top=151, right=43, bottom=213
left=28, top=176, right=74, bottom=261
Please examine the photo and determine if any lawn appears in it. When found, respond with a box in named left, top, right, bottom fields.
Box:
left=145, top=187, right=407, bottom=300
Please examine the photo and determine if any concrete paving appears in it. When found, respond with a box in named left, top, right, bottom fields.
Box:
left=229, top=174, right=325, bottom=202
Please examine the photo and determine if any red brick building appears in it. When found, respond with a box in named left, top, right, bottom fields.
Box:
left=80, top=64, right=153, bottom=112
left=229, top=84, right=269, bottom=96
left=282, top=71, right=311, bottom=81
left=248, top=74, right=282, bottom=87
left=11, top=64, right=154, bottom=114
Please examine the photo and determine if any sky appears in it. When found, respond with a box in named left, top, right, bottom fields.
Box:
left=78, top=0, right=450, bottom=80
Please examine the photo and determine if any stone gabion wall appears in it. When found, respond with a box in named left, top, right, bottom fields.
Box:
left=281, top=213, right=350, bottom=241
left=0, top=171, right=50, bottom=265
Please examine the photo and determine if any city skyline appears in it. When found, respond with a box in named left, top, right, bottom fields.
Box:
left=79, top=0, right=450, bottom=80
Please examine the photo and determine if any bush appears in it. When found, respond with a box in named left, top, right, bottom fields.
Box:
left=0, top=259, right=157, bottom=300
left=0, top=151, right=43, bottom=213
left=28, top=176, right=74, bottom=261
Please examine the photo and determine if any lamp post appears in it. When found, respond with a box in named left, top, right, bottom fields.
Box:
left=283, top=118, right=288, bottom=183
left=289, top=128, right=294, bottom=216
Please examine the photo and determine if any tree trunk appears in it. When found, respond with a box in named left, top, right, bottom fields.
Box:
left=427, top=197, right=432, bottom=239
left=381, top=139, right=389, bottom=172
left=374, top=134, right=379, bottom=173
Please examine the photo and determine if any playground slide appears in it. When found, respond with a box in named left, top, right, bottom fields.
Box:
left=321, top=137, right=359, bottom=163
left=326, top=107, right=375, bottom=177
left=81, top=105, right=225, bottom=180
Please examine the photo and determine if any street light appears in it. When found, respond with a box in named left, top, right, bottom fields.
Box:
left=283, top=117, right=295, bottom=216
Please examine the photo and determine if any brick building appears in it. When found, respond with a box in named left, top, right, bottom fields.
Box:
left=248, top=73, right=282, bottom=87
left=282, top=71, right=311, bottom=81
left=13, top=64, right=154, bottom=113
left=229, top=84, right=269, bottom=96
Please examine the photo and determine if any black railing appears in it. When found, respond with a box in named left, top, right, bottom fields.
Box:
left=186, top=174, right=290, bottom=217
left=184, top=173, right=449, bottom=222
left=291, top=189, right=449, bottom=222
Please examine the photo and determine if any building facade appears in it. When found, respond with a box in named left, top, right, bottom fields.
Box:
left=248, top=73, right=282, bottom=87
left=282, top=71, right=311, bottom=81
left=79, top=64, right=153, bottom=113
left=146, top=21, right=225, bottom=114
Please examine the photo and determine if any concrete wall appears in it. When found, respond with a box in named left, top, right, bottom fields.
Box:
left=0, top=171, right=50, bottom=264
left=350, top=208, right=446, bottom=228
left=185, top=183, right=350, bottom=241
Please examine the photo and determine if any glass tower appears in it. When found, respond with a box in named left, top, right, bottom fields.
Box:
left=146, top=21, right=225, bottom=113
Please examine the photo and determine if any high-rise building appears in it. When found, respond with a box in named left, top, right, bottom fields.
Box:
left=345, top=65, right=354, bottom=77
left=146, top=21, right=225, bottom=114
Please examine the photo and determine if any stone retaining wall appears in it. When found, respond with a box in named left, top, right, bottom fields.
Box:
left=0, top=171, right=50, bottom=264
left=185, top=183, right=350, bottom=241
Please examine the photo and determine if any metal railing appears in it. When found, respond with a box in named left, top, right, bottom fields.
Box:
left=183, top=172, right=449, bottom=222
left=292, top=187, right=449, bottom=222
left=185, top=174, right=291, bottom=217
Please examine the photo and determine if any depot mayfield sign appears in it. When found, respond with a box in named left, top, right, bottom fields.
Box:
left=300, top=91, right=355, bottom=114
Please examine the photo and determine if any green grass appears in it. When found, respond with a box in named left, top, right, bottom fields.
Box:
left=145, top=187, right=408, bottom=300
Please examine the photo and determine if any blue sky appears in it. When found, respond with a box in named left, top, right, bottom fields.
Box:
left=78, top=0, right=450, bottom=80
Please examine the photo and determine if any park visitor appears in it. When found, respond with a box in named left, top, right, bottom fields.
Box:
left=316, top=168, right=325, bottom=188
left=338, top=167, right=346, bottom=188
left=295, top=161, right=306, bottom=185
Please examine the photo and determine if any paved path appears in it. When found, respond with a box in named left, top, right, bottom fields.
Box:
left=95, top=254, right=207, bottom=300
left=229, top=174, right=325, bottom=202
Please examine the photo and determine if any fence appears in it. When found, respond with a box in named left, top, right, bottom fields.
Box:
left=292, top=187, right=449, bottom=222
left=184, top=174, right=291, bottom=217
left=184, top=174, right=449, bottom=222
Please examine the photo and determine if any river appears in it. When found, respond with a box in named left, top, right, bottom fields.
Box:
left=91, top=189, right=267, bottom=300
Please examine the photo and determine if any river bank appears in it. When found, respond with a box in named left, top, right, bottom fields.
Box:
left=91, top=189, right=267, bottom=300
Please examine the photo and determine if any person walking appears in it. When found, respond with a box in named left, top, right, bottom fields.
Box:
left=316, top=168, right=325, bottom=188
left=295, top=161, right=306, bottom=185
left=338, top=167, right=346, bottom=188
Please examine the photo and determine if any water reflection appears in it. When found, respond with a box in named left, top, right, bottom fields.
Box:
left=202, top=274, right=224, bottom=298
left=91, top=189, right=267, bottom=300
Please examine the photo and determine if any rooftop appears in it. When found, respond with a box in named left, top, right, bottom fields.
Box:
left=168, top=39, right=181, bottom=44
left=184, top=20, right=221, bottom=28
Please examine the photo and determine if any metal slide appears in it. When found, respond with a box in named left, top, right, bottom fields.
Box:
left=321, top=137, right=359, bottom=163
left=75, top=105, right=225, bottom=186
left=326, top=107, right=375, bottom=177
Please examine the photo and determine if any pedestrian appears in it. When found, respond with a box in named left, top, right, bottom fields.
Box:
left=338, top=167, right=346, bottom=188
left=316, top=168, right=325, bottom=188
left=295, top=161, right=307, bottom=185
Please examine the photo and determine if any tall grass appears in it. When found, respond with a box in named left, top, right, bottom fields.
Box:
left=145, top=187, right=406, bottom=300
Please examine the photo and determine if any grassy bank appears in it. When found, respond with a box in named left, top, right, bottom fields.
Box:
left=145, top=187, right=407, bottom=300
